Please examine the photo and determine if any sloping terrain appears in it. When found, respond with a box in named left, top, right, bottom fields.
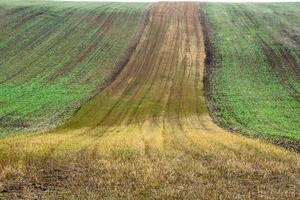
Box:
left=0, top=0, right=149, bottom=136
left=0, top=2, right=299, bottom=199
left=204, top=3, right=300, bottom=148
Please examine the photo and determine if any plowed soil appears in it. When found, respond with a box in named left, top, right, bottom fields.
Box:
left=0, top=2, right=299, bottom=199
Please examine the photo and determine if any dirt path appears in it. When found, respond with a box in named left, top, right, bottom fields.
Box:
left=59, top=2, right=232, bottom=158
left=64, top=2, right=208, bottom=130
left=0, top=2, right=299, bottom=199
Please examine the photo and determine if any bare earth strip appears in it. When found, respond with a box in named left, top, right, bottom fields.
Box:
left=0, top=2, right=299, bottom=199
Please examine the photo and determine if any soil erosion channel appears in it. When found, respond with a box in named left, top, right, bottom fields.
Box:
left=0, top=2, right=299, bottom=198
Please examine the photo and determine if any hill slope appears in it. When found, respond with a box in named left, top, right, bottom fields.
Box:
left=0, top=0, right=149, bottom=135
left=0, top=2, right=299, bottom=199
left=204, top=3, right=300, bottom=146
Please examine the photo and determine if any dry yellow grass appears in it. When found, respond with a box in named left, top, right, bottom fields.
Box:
left=0, top=2, right=299, bottom=199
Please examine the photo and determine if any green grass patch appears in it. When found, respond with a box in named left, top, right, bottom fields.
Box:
left=0, top=0, right=150, bottom=135
left=204, top=3, right=300, bottom=142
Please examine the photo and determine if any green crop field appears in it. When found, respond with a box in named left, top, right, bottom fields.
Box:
left=0, top=0, right=149, bottom=136
left=204, top=3, right=300, bottom=146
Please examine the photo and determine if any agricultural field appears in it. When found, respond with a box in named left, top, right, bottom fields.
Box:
left=0, top=0, right=149, bottom=136
left=0, top=1, right=299, bottom=199
left=204, top=3, right=300, bottom=149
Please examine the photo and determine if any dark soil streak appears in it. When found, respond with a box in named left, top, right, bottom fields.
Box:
left=259, top=37, right=300, bottom=102
left=278, top=46, right=300, bottom=80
